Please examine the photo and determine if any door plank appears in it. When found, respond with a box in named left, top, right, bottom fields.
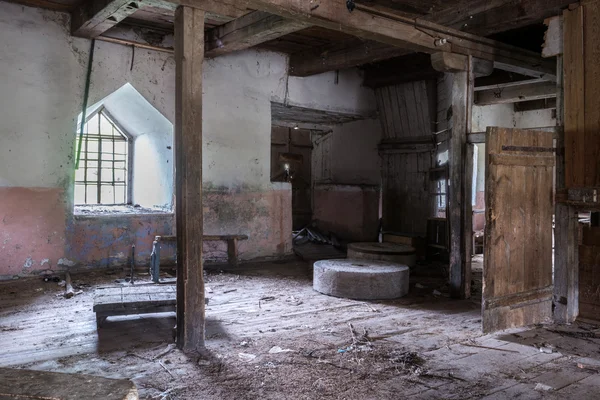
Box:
left=483, top=127, right=554, bottom=333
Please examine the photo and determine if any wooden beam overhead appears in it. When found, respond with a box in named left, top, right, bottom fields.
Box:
left=279, top=0, right=560, bottom=76
left=475, top=78, right=548, bottom=92
left=205, top=11, right=308, bottom=58
left=188, top=0, right=553, bottom=79
left=290, top=40, right=411, bottom=77
left=475, top=81, right=557, bottom=105
left=72, top=0, right=141, bottom=38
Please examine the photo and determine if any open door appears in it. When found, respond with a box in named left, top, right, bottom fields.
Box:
left=483, top=127, right=554, bottom=333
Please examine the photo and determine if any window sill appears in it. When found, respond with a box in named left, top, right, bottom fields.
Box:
left=74, top=205, right=173, bottom=217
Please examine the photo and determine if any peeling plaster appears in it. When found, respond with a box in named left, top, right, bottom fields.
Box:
left=23, top=257, right=34, bottom=268
left=58, top=258, right=76, bottom=267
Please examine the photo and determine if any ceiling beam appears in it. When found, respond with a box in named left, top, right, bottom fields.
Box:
left=475, top=78, right=548, bottom=92
left=289, top=40, right=411, bottom=77
left=432, top=0, right=574, bottom=36
left=475, top=81, right=556, bottom=105
left=285, top=0, right=568, bottom=77
left=205, top=11, right=308, bottom=58
left=200, top=0, right=554, bottom=77
left=72, top=0, right=142, bottom=38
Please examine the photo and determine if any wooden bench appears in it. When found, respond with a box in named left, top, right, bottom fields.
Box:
left=150, top=234, right=248, bottom=283
left=93, top=285, right=176, bottom=328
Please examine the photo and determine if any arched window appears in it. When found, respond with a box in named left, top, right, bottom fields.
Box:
left=74, top=108, right=132, bottom=205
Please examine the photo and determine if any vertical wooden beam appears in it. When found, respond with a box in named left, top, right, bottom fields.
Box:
left=175, top=6, right=205, bottom=352
left=449, top=69, right=470, bottom=299
left=553, top=52, right=579, bottom=324
left=432, top=53, right=473, bottom=299
left=463, top=56, right=475, bottom=300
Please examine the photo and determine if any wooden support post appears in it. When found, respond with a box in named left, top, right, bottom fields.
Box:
left=175, top=5, right=205, bottom=352
left=553, top=52, right=579, bottom=323
left=227, top=238, right=239, bottom=267
left=433, top=54, right=473, bottom=299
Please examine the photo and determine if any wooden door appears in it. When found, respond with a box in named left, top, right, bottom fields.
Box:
left=483, top=127, right=554, bottom=333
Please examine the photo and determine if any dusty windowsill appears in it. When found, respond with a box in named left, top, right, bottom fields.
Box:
left=74, top=205, right=173, bottom=217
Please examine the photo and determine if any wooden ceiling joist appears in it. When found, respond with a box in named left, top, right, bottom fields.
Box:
left=72, top=0, right=141, bottom=38
left=289, top=40, right=411, bottom=77
left=183, top=0, right=553, bottom=78
left=279, top=0, right=560, bottom=77
left=475, top=80, right=556, bottom=105
left=205, top=11, right=308, bottom=58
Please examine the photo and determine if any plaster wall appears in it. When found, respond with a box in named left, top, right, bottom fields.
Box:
left=0, top=3, right=376, bottom=277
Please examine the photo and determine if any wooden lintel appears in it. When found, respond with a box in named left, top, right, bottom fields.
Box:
left=187, top=0, right=553, bottom=78
left=72, top=0, right=141, bottom=38
left=205, top=11, right=308, bottom=58
left=175, top=5, right=205, bottom=352
left=475, top=81, right=557, bottom=105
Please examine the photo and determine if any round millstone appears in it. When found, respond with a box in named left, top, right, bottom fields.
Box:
left=313, top=259, right=409, bottom=300
left=347, top=242, right=416, bottom=267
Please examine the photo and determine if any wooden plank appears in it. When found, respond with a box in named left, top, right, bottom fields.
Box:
left=175, top=5, right=205, bottom=352
left=0, top=368, right=138, bottom=400
left=483, top=127, right=554, bottom=333
left=289, top=40, right=411, bottom=77
left=489, top=154, right=555, bottom=167
left=475, top=81, right=557, bottom=105
left=582, top=226, right=600, bottom=246
left=448, top=71, right=468, bottom=299
left=579, top=244, right=600, bottom=321
left=205, top=11, right=307, bottom=58
left=584, top=3, right=600, bottom=187
left=563, top=6, right=585, bottom=188
left=72, top=0, right=141, bottom=38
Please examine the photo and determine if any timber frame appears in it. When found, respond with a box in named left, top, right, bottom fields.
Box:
left=154, top=0, right=561, bottom=347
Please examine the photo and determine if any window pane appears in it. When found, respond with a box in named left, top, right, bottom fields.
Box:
left=87, top=139, right=99, bottom=153
left=100, top=114, right=112, bottom=135
left=115, top=186, right=125, bottom=204
left=100, top=185, right=114, bottom=204
left=115, top=169, right=126, bottom=182
left=102, top=141, right=114, bottom=154
left=75, top=168, right=85, bottom=181
left=74, top=184, right=86, bottom=204
left=115, top=141, right=126, bottom=154
left=87, top=115, right=99, bottom=134
left=100, top=168, right=114, bottom=182
left=76, top=111, right=129, bottom=205
left=85, top=152, right=98, bottom=163
left=86, top=185, right=97, bottom=204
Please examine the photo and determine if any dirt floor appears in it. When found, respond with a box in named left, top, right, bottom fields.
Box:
left=1, top=260, right=600, bottom=399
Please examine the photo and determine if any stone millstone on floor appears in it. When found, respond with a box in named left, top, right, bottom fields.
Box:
left=347, top=242, right=416, bottom=267
left=313, top=259, right=409, bottom=300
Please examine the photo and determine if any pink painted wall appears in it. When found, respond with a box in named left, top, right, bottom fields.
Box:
left=313, top=184, right=379, bottom=242
left=0, top=187, right=67, bottom=277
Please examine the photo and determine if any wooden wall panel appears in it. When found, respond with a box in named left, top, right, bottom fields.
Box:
left=564, top=4, right=600, bottom=188
left=579, top=227, right=600, bottom=321
left=376, top=80, right=437, bottom=235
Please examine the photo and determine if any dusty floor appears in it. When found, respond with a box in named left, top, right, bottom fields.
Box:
left=1, top=260, right=600, bottom=399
